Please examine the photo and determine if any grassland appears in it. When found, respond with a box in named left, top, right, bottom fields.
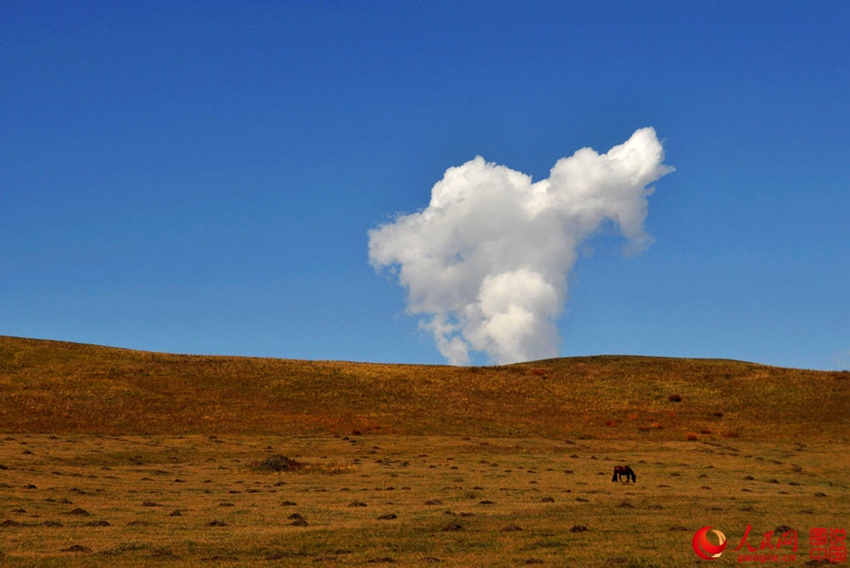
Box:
left=0, top=335, right=848, bottom=566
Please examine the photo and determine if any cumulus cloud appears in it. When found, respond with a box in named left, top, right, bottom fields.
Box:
left=368, top=127, right=674, bottom=365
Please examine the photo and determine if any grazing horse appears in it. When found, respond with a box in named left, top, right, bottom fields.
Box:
left=612, top=465, right=636, bottom=483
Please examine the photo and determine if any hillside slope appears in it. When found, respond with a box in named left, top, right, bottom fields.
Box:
left=0, top=336, right=847, bottom=441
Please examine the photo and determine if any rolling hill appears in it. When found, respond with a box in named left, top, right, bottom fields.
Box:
left=1, top=335, right=847, bottom=442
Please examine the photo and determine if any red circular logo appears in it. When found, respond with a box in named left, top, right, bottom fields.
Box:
left=693, top=526, right=727, bottom=560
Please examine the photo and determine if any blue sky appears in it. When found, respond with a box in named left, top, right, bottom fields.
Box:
left=2, top=1, right=848, bottom=370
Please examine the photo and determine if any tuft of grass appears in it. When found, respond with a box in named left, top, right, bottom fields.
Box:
left=250, top=454, right=304, bottom=472
left=250, top=454, right=357, bottom=475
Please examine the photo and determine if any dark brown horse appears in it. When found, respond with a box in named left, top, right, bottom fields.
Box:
left=612, top=465, right=636, bottom=483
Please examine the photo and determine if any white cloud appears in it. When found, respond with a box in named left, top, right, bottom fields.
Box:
left=369, top=127, right=674, bottom=365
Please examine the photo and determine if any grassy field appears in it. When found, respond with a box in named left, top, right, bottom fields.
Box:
left=0, top=336, right=848, bottom=566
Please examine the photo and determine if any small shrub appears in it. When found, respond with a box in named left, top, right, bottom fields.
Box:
left=722, top=431, right=740, bottom=438
left=668, top=394, right=682, bottom=402
left=252, top=455, right=304, bottom=472
left=686, top=432, right=699, bottom=441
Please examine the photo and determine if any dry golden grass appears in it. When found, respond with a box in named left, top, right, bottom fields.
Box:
left=1, top=433, right=848, bottom=566
left=1, top=335, right=848, bottom=442
left=1, top=336, right=848, bottom=565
